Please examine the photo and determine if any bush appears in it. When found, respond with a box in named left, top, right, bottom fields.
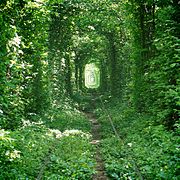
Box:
left=0, top=109, right=95, bottom=179
left=96, top=102, right=180, bottom=179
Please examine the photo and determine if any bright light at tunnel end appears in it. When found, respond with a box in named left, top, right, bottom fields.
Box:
left=85, top=63, right=100, bottom=89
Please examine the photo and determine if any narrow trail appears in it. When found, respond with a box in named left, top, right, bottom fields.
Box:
left=86, top=113, right=108, bottom=180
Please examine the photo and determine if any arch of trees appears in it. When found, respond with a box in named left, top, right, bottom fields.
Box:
left=0, top=0, right=179, bottom=130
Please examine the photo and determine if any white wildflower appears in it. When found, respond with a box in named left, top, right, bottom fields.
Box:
left=0, top=129, right=10, bottom=138
left=88, top=26, right=95, bottom=30
left=63, top=129, right=91, bottom=139
left=0, top=109, right=3, bottom=114
left=22, top=120, right=31, bottom=127
left=5, top=150, right=21, bottom=161
left=127, top=143, right=133, bottom=147
left=48, top=129, right=62, bottom=139
left=5, top=150, right=10, bottom=156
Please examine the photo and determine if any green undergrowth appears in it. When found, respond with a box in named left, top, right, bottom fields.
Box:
left=0, top=109, right=95, bottom=179
left=43, top=108, right=91, bottom=132
left=95, top=102, right=180, bottom=180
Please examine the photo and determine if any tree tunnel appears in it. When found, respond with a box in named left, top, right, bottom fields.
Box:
left=48, top=1, right=128, bottom=105
left=46, top=0, right=179, bottom=128
left=0, top=0, right=178, bottom=130
left=1, top=0, right=179, bottom=178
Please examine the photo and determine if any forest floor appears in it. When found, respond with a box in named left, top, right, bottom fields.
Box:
left=86, top=112, right=108, bottom=180
left=1, top=101, right=179, bottom=179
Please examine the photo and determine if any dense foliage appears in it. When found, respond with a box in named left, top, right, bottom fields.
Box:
left=0, top=0, right=179, bottom=179
left=0, top=0, right=50, bottom=129
left=95, top=101, right=179, bottom=179
left=1, top=0, right=179, bottom=129
left=0, top=109, right=95, bottom=179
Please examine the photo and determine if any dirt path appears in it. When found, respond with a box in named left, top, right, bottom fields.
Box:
left=86, top=113, right=108, bottom=180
